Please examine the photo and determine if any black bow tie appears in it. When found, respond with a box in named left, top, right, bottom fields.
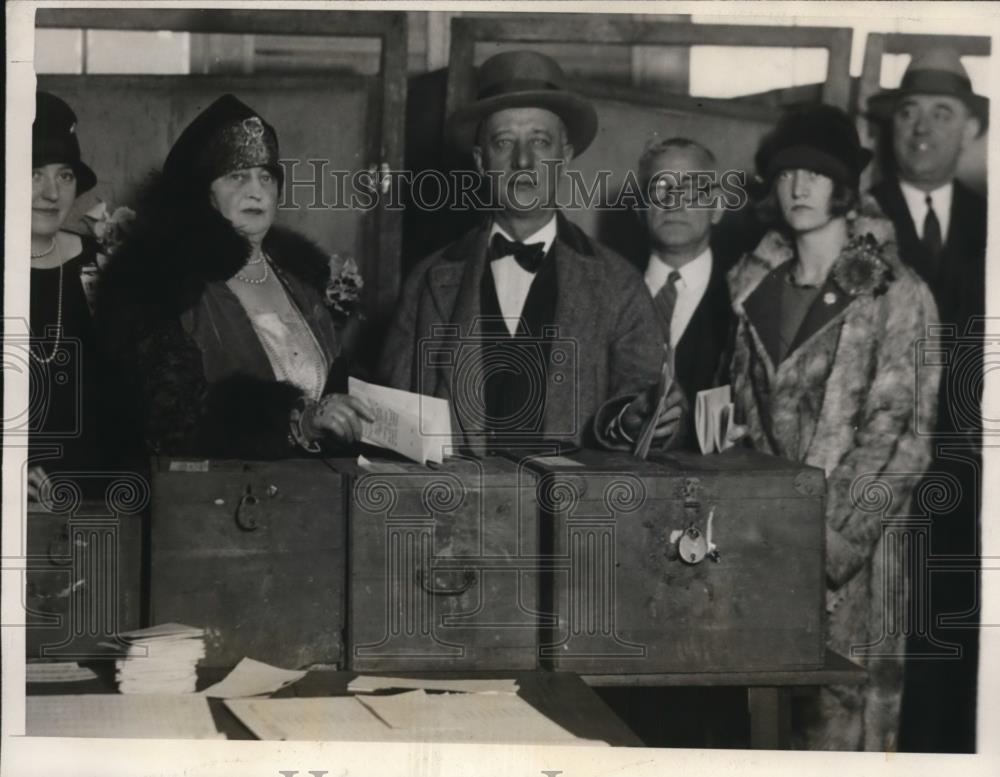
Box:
left=489, top=232, right=547, bottom=273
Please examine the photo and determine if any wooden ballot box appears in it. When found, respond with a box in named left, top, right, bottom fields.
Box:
left=524, top=448, right=826, bottom=674
left=25, top=474, right=145, bottom=661
left=149, top=458, right=346, bottom=669
left=337, top=455, right=542, bottom=672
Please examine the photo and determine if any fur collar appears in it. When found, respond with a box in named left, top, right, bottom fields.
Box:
left=731, top=196, right=900, bottom=306
left=97, top=170, right=332, bottom=344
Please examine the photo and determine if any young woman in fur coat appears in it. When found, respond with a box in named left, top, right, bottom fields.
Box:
left=728, top=106, right=940, bottom=751
left=98, top=94, right=372, bottom=462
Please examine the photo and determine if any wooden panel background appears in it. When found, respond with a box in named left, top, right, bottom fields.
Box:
left=38, top=75, right=374, bottom=270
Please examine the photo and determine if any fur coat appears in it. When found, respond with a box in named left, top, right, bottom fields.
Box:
left=96, top=172, right=342, bottom=462
left=727, top=207, right=940, bottom=751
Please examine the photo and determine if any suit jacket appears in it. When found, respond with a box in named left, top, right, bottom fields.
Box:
left=870, top=177, right=985, bottom=333
left=671, top=252, right=736, bottom=406
left=379, top=213, right=662, bottom=448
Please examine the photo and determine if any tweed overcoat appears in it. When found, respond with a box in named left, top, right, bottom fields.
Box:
left=727, top=210, right=940, bottom=751
left=379, top=215, right=663, bottom=448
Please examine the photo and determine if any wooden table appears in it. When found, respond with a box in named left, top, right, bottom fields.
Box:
left=581, top=650, right=866, bottom=749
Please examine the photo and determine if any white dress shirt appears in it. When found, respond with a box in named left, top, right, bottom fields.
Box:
left=644, top=247, right=713, bottom=348
left=900, top=180, right=953, bottom=242
left=489, top=217, right=558, bottom=336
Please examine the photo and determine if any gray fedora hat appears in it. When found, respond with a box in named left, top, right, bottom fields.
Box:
left=867, top=48, right=988, bottom=133
left=447, top=50, right=598, bottom=157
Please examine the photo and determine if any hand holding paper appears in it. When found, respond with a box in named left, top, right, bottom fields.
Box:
left=348, top=378, right=453, bottom=464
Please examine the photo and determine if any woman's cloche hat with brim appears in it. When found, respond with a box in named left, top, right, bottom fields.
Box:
left=867, top=48, right=989, bottom=134
left=756, top=104, right=873, bottom=189
left=164, top=93, right=282, bottom=188
left=448, top=50, right=598, bottom=158
left=33, top=91, right=98, bottom=194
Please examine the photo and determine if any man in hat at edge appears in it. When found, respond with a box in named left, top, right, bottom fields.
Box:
left=868, top=48, right=987, bottom=753
left=380, top=50, right=684, bottom=451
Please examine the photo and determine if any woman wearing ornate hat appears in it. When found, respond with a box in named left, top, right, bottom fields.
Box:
left=98, top=94, right=371, bottom=461
left=27, top=92, right=104, bottom=500
left=727, top=105, right=940, bottom=751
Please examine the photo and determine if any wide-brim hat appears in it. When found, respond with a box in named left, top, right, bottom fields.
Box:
left=164, top=94, right=282, bottom=189
left=33, top=91, right=97, bottom=195
left=868, top=48, right=989, bottom=133
left=756, top=104, right=873, bottom=189
left=448, top=50, right=598, bottom=158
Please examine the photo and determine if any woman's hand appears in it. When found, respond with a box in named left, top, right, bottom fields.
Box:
left=305, top=394, right=375, bottom=444
left=26, top=466, right=51, bottom=503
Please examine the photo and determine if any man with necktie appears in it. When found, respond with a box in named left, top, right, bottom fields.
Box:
left=637, top=137, right=736, bottom=406
left=380, top=50, right=682, bottom=450
left=867, top=48, right=987, bottom=753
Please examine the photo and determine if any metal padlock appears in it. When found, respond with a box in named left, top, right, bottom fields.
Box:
left=678, top=525, right=709, bottom=564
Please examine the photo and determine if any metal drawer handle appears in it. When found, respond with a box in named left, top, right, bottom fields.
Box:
left=416, top=568, right=476, bottom=596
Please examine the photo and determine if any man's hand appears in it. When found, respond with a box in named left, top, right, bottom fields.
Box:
left=620, top=381, right=685, bottom=442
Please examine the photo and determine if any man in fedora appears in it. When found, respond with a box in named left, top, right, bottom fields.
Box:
left=868, top=48, right=987, bottom=753
left=380, top=50, right=682, bottom=450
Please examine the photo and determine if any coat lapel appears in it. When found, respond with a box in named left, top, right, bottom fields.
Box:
left=741, top=263, right=788, bottom=369
left=786, top=275, right=853, bottom=356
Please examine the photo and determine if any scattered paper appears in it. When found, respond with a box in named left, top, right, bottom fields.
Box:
left=356, top=689, right=603, bottom=745
left=347, top=675, right=518, bottom=694
left=26, top=694, right=224, bottom=739
left=530, top=455, right=583, bottom=468
left=695, top=385, right=736, bottom=455
left=356, top=455, right=415, bottom=474
left=199, top=657, right=306, bottom=699
left=225, top=697, right=393, bottom=741
left=349, top=377, right=453, bottom=464
left=26, top=662, right=99, bottom=684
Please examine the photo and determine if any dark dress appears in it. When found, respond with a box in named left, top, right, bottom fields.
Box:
left=28, top=236, right=104, bottom=475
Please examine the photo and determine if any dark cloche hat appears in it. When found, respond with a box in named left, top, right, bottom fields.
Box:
left=756, top=104, right=873, bottom=189
left=867, top=48, right=988, bottom=133
left=447, top=50, right=598, bottom=157
left=164, top=94, right=281, bottom=188
left=33, top=92, right=97, bottom=194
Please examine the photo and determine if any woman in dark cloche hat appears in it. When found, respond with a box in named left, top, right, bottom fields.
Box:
left=98, top=94, right=372, bottom=462
left=726, top=104, right=940, bottom=751
left=27, top=92, right=104, bottom=500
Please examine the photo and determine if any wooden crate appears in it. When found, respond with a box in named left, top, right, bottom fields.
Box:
left=338, top=455, right=542, bottom=671
left=149, top=458, right=345, bottom=669
left=26, top=491, right=143, bottom=661
left=526, top=447, right=826, bottom=674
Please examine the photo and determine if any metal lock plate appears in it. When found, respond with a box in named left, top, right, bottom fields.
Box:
left=678, top=526, right=709, bottom=564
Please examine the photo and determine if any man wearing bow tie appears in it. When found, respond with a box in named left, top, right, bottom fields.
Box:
left=380, top=50, right=682, bottom=450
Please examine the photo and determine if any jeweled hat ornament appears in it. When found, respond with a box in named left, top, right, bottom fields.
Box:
left=164, top=94, right=282, bottom=187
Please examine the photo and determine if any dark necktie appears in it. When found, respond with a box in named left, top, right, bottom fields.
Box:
left=923, top=194, right=943, bottom=261
left=490, top=232, right=546, bottom=273
left=653, top=270, right=681, bottom=345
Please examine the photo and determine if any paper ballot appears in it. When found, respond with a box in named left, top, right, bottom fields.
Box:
left=695, top=385, right=736, bottom=455
left=348, top=377, right=452, bottom=464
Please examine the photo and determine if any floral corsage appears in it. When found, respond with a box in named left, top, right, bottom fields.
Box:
left=83, top=200, right=136, bottom=257
left=325, top=253, right=365, bottom=323
left=831, top=232, right=894, bottom=297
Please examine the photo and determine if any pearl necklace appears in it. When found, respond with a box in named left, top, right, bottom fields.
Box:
left=32, top=238, right=57, bottom=259
left=32, top=263, right=64, bottom=364
left=235, top=252, right=270, bottom=284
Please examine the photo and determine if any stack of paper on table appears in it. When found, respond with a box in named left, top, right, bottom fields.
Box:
left=27, top=694, right=224, bottom=739
left=111, top=623, right=205, bottom=694
left=348, top=377, right=452, bottom=464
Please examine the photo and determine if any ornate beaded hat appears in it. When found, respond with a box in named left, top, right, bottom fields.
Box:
left=164, top=94, right=282, bottom=187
